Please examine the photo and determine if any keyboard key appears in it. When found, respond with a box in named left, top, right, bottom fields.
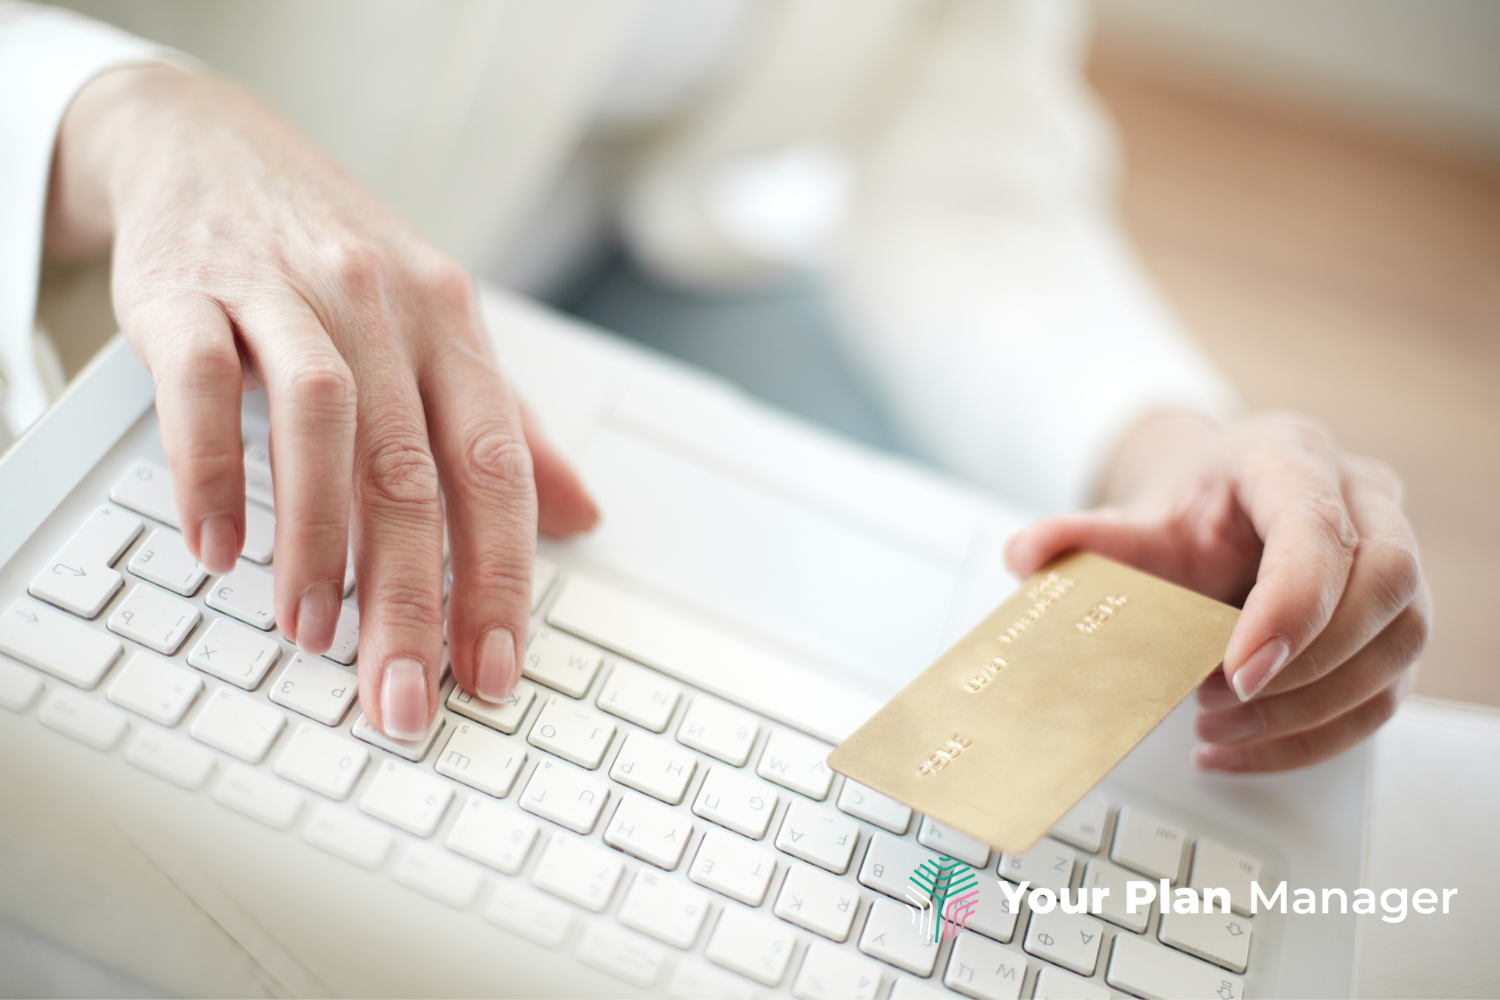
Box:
left=693, top=766, right=780, bottom=839
left=38, top=687, right=128, bottom=750
left=303, top=802, right=391, bottom=870
left=999, top=837, right=1076, bottom=896
left=188, top=617, right=281, bottom=690
left=213, top=764, right=302, bottom=830
left=124, top=726, right=215, bottom=790
left=1050, top=792, right=1108, bottom=853
left=1024, top=909, right=1104, bottom=976
left=29, top=506, right=140, bottom=617
left=1034, top=964, right=1110, bottom=999
left=435, top=721, right=528, bottom=797
left=531, top=556, right=558, bottom=611
left=274, top=724, right=369, bottom=799
left=617, top=869, right=711, bottom=949
left=676, top=695, right=760, bottom=766
left=756, top=728, right=834, bottom=800
left=351, top=709, right=445, bottom=762
left=596, top=660, right=681, bottom=732
left=917, top=816, right=990, bottom=869
left=944, top=931, right=1028, bottom=1000
left=604, top=794, right=694, bottom=869
left=889, top=977, right=950, bottom=998
left=240, top=504, right=275, bottom=564
left=1188, top=838, right=1263, bottom=917
left=243, top=444, right=275, bottom=510
left=527, top=696, right=616, bottom=769
left=0, top=656, right=43, bottom=712
left=324, top=599, right=358, bottom=665
left=484, top=880, right=573, bottom=948
left=360, top=758, right=453, bottom=836
left=1111, top=806, right=1186, bottom=882
left=519, top=757, right=610, bottom=834
left=0, top=598, right=121, bottom=689
left=858, top=897, right=937, bottom=976
left=1157, top=910, right=1253, bottom=974
left=795, top=941, right=883, bottom=1000
left=446, top=679, right=536, bottom=735
left=776, top=798, right=859, bottom=874
left=107, top=650, right=202, bottom=725
left=577, top=920, right=667, bottom=989
left=706, top=905, right=798, bottom=987
left=523, top=626, right=604, bottom=697
left=127, top=527, right=206, bottom=597
left=1082, top=858, right=1149, bottom=933
left=689, top=827, right=778, bottom=905
left=446, top=795, right=540, bottom=874
left=108, top=584, right=201, bottom=655
left=774, top=863, right=862, bottom=942
left=190, top=686, right=285, bottom=763
left=858, top=833, right=933, bottom=902
left=268, top=652, right=357, bottom=726
left=837, top=779, right=911, bottom=835
left=966, top=875, right=1021, bottom=944
left=609, top=729, right=697, bottom=804
left=392, top=843, right=483, bottom=909
left=111, top=460, right=178, bottom=526
left=205, top=562, right=276, bottom=630
left=1107, top=933, right=1246, bottom=1000
left=531, top=832, right=624, bottom=912
left=665, top=961, right=756, bottom=1000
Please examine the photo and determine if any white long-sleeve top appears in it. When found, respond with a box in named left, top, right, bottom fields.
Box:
left=0, top=0, right=1238, bottom=513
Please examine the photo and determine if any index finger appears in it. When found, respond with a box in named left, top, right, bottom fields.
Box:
left=1223, top=415, right=1359, bottom=700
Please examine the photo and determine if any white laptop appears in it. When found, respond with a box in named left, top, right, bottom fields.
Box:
left=0, top=285, right=1368, bottom=998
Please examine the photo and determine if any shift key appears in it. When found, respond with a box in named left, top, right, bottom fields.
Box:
left=0, top=599, right=121, bottom=689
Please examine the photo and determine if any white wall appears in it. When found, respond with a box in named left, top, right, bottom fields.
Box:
left=1094, top=0, right=1500, bottom=155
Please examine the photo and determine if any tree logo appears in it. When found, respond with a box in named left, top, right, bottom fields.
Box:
left=906, top=856, right=980, bottom=944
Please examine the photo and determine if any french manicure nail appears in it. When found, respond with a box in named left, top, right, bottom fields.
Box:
left=476, top=626, right=517, bottom=702
left=296, top=581, right=340, bottom=655
left=200, top=512, right=238, bottom=575
left=381, top=657, right=428, bottom=740
left=1193, top=742, right=1252, bottom=771
left=1231, top=637, right=1291, bottom=702
left=1195, top=706, right=1265, bottom=744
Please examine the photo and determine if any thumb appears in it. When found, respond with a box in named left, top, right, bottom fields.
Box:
left=1005, top=509, right=1179, bottom=581
left=519, top=400, right=599, bottom=538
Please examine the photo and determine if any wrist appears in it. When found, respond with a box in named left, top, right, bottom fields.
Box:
left=1097, top=409, right=1223, bottom=506
left=45, top=64, right=197, bottom=260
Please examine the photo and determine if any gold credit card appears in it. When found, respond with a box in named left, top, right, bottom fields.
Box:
left=828, top=551, right=1239, bottom=854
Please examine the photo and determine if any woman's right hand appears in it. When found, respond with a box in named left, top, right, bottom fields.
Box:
left=46, top=65, right=599, bottom=738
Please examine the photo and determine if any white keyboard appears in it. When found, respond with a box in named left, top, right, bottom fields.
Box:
left=0, top=455, right=1274, bottom=1000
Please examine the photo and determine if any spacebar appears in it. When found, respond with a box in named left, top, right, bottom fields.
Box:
left=545, top=575, right=881, bottom=745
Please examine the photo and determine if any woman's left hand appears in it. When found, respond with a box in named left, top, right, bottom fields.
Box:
left=1005, top=410, right=1430, bottom=772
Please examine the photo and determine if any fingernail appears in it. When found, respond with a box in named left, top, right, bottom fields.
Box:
left=1195, top=705, right=1265, bottom=743
left=381, top=658, right=428, bottom=740
left=1231, top=637, right=1290, bottom=702
left=296, top=581, right=340, bottom=655
left=476, top=626, right=517, bottom=702
left=1193, top=742, right=1252, bottom=771
left=200, top=513, right=238, bottom=575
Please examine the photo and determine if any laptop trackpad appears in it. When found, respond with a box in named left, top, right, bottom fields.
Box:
left=569, top=426, right=961, bottom=696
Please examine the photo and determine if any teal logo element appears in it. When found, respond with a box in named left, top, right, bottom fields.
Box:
left=906, top=856, right=980, bottom=943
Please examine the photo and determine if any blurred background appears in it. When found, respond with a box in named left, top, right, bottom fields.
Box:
left=562, top=0, right=1500, bottom=710
left=1088, top=0, right=1500, bottom=709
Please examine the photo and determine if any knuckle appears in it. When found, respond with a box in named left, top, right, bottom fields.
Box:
left=359, top=432, right=441, bottom=515
left=1391, top=603, right=1432, bottom=664
left=284, top=353, right=358, bottom=421
left=462, top=428, right=534, bottom=488
left=365, top=579, right=446, bottom=632
left=1357, top=456, right=1405, bottom=499
left=417, top=257, right=476, bottom=318
left=1363, top=533, right=1423, bottom=616
left=323, top=238, right=390, bottom=309
left=1303, top=489, right=1360, bottom=557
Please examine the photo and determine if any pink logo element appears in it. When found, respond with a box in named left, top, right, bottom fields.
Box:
left=941, top=889, right=981, bottom=942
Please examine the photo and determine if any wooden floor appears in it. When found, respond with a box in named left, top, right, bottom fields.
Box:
left=1088, top=41, right=1500, bottom=706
